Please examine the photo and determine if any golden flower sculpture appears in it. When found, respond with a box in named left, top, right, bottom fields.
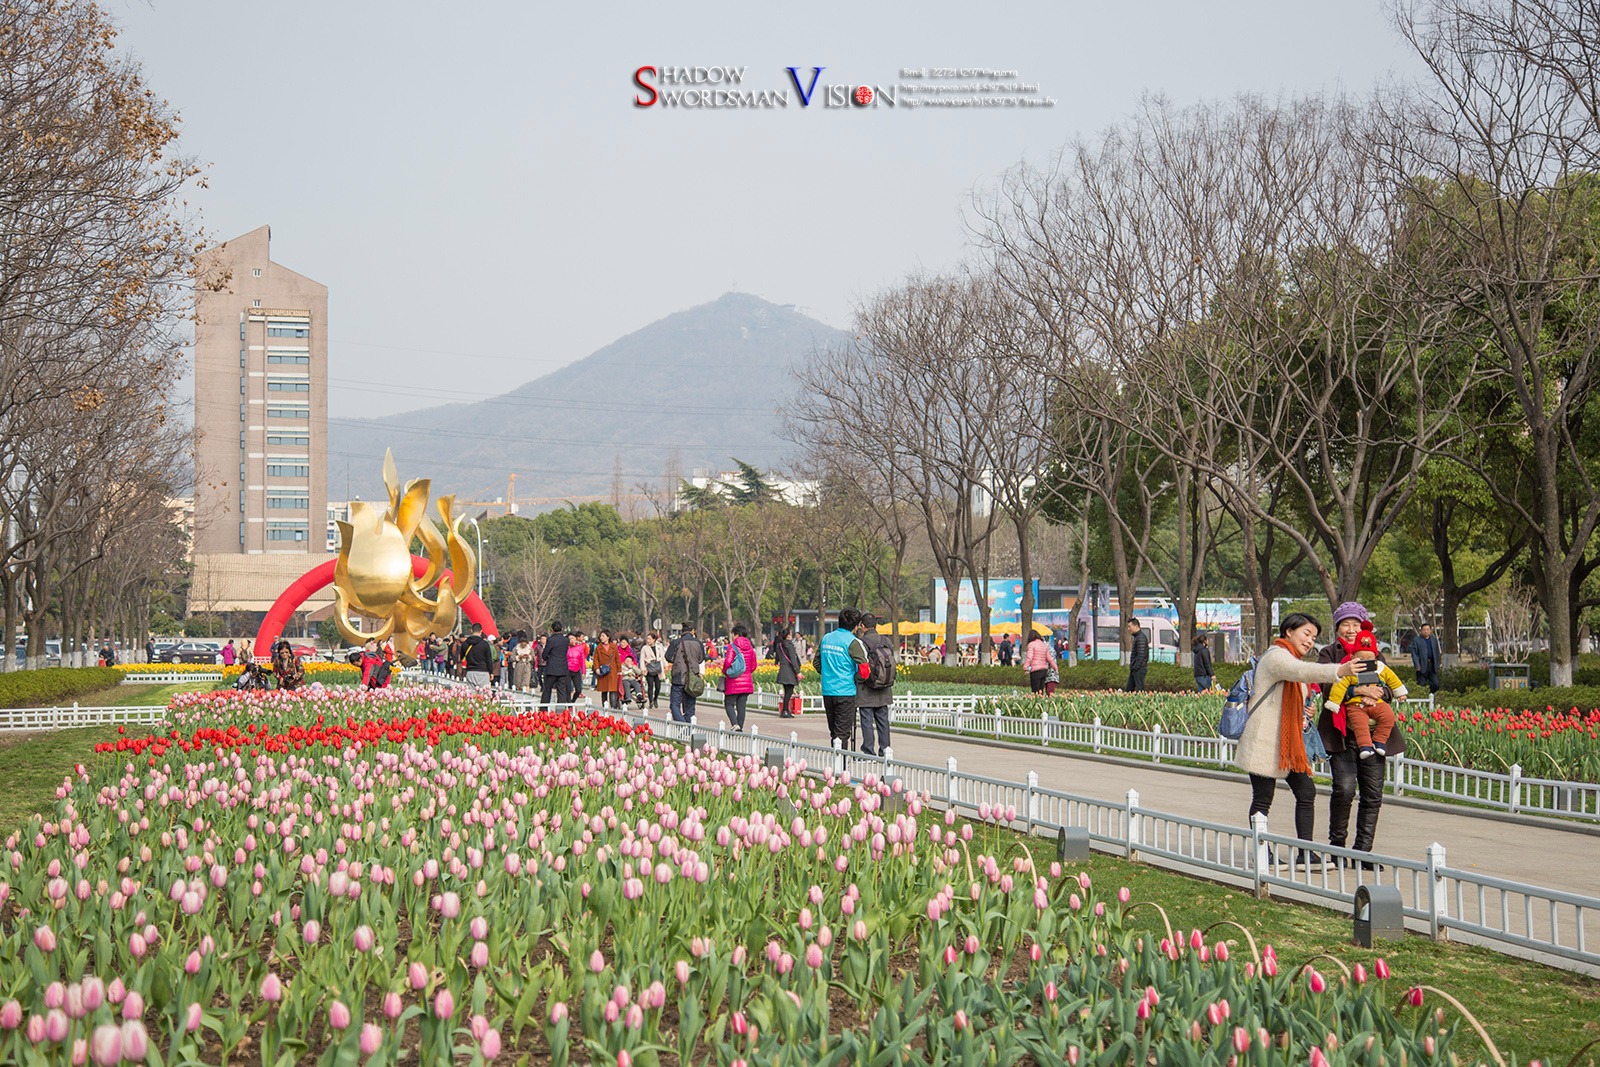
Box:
left=332, top=449, right=475, bottom=663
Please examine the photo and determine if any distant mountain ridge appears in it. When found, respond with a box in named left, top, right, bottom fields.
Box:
left=326, top=293, right=851, bottom=510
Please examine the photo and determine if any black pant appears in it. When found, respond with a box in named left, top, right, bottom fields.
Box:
left=858, top=705, right=890, bottom=755
left=1328, top=748, right=1386, bottom=852
left=780, top=683, right=796, bottom=714
left=646, top=672, right=661, bottom=707
left=1029, top=669, right=1048, bottom=693
left=540, top=673, right=572, bottom=708
left=724, top=692, right=749, bottom=728
left=1247, top=771, right=1317, bottom=842
left=822, top=694, right=856, bottom=749
left=1125, top=667, right=1146, bottom=692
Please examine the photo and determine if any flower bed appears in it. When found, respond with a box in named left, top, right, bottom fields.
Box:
left=117, top=662, right=361, bottom=685
left=0, top=688, right=1505, bottom=1064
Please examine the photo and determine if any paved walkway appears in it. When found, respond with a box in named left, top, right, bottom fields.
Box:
left=682, top=695, right=1599, bottom=902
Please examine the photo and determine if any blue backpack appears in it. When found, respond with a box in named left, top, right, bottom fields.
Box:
left=1218, top=655, right=1268, bottom=739
left=726, top=646, right=747, bottom=680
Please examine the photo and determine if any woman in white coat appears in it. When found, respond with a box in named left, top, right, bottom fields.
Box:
left=1234, top=613, right=1361, bottom=858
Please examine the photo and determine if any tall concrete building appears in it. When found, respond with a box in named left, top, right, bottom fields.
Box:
left=193, top=225, right=328, bottom=556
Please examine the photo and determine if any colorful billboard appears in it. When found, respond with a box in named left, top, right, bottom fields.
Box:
left=932, top=579, right=1040, bottom=626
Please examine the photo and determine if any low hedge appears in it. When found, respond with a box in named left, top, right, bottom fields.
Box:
left=0, top=667, right=123, bottom=709
left=1429, top=685, right=1600, bottom=713
left=1438, top=652, right=1600, bottom=692
left=904, top=662, right=1223, bottom=693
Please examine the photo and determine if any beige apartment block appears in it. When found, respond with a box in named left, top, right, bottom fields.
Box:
left=193, top=225, right=329, bottom=559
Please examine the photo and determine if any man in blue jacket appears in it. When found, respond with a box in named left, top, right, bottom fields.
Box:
left=819, top=607, right=869, bottom=750
left=1410, top=622, right=1441, bottom=695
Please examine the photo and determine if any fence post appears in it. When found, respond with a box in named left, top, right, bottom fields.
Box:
left=750, top=723, right=760, bottom=760
left=1093, top=716, right=1103, bottom=755
left=1509, top=763, right=1522, bottom=815
left=1426, top=842, right=1449, bottom=942
left=1392, top=754, right=1405, bottom=797
left=1251, top=813, right=1270, bottom=900
left=955, top=711, right=963, bottom=736
left=1125, top=789, right=1140, bottom=861
left=1151, top=723, right=1163, bottom=764
left=947, top=757, right=958, bottom=809
left=1040, top=709, right=1049, bottom=748
left=1025, top=771, right=1039, bottom=833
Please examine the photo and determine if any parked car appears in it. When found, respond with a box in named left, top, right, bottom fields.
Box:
left=162, top=642, right=225, bottom=665
left=289, top=644, right=318, bottom=660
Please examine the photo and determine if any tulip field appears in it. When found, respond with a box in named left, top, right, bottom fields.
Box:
left=0, top=685, right=1533, bottom=1065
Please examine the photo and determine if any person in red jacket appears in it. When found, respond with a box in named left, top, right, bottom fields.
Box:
left=721, top=622, right=758, bottom=731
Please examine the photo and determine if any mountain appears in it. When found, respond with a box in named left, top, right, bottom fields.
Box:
left=326, top=293, right=851, bottom=511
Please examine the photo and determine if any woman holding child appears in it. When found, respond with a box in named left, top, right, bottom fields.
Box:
left=1316, top=601, right=1408, bottom=867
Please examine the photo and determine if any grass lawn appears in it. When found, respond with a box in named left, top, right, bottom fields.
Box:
left=992, top=828, right=1600, bottom=1067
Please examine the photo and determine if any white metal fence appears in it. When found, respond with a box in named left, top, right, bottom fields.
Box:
left=0, top=704, right=170, bottom=733
left=881, top=698, right=1600, bottom=824
left=116, top=671, right=224, bottom=684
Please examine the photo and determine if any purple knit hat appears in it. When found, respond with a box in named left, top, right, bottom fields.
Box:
left=1331, top=601, right=1369, bottom=626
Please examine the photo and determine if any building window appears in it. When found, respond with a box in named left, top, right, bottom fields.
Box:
left=240, top=522, right=245, bottom=544
left=267, top=494, right=310, bottom=510
left=239, top=323, right=246, bottom=340
left=240, top=377, right=246, bottom=394
left=267, top=354, right=310, bottom=365
left=267, top=523, right=309, bottom=542
left=267, top=325, right=309, bottom=338
left=239, top=431, right=245, bottom=449
left=266, top=463, right=310, bottom=478
left=252, top=300, right=261, bottom=307
left=266, top=433, right=310, bottom=446
left=252, top=268, right=262, bottom=277
left=240, top=348, right=246, bottom=367
left=267, top=381, right=310, bottom=392
left=240, top=404, right=246, bottom=422
left=266, top=407, right=310, bottom=419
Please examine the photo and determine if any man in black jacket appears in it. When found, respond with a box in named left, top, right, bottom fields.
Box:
left=1124, top=619, right=1149, bottom=692
left=461, top=623, right=495, bottom=687
left=1191, top=634, right=1214, bottom=692
left=539, top=621, right=572, bottom=707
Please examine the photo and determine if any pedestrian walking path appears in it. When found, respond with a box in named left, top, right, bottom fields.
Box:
left=718, top=698, right=1599, bottom=902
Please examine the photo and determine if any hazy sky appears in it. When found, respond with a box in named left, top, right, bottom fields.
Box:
left=114, top=1, right=1424, bottom=421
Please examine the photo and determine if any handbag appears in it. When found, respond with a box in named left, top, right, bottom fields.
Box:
left=726, top=647, right=747, bottom=680
left=683, top=670, right=706, bottom=698
left=596, top=664, right=611, bottom=678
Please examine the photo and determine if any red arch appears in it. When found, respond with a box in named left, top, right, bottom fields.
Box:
left=252, top=555, right=496, bottom=659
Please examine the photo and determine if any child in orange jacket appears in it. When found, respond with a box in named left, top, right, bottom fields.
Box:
left=1324, top=626, right=1406, bottom=759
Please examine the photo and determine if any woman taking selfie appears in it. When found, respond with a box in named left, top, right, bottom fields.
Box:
left=1232, top=613, right=1361, bottom=862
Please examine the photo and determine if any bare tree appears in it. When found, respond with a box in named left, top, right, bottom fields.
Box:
left=1391, top=0, right=1600, bottom=684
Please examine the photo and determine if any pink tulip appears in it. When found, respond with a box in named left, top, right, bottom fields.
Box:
left=1067, top=1046, right=1080, bottom=1066
left=302, top=919, right=320, bottom=945
left=185, top=951, right=202, bottom=975
left=1117, top=886, right=1130, bottom=904
left=676, top=960, right=691, bottom=985
left=1375, top=958, right=1390, bottom=981
left=618, top=1051, right=633, bottom=1067
left=854, top=920, right=868, bottom=942
left=1233, top=1027, right=1250, bottom=1054
left=481, top=1028, right=502, bottom=1058
left=44, top=1009, right=69, bottom=1043
left=0, top=1001, right=19, bottom=1030
left=361, top=1023, right=383, bottom=1055
left=441, top=891, right=461, bottom=918
left=1353, top=962, right=1367, bottom=985
left=120, top=1021, right=148, bottom=1061
left=954, top=1009, right=969, bottom=1031
left=354, top=925, right=375, bottom=952
left=471, top=941, right=489, bottom=968
left=128, top=932, right=146, bottom=958
left=471, top=1014, right=490, bottom=1040
left=383, top=992, right=402, bottom=1020
left=27, top=1015, right=44, bottom=1043
left=1308, top=970, right=1326, bottom=994
left=1406, top=987, right=1424, bottom=1008
left=944, top=945, right=957, bottom=966
left=1045, top=981, right=1058, bottom=1002
left=409, top=962, right=428, bottom=990
left=328, top=1001, right=351, bottom=1030
left=45, top=983, right=64, bottom=1010
left=65, top=984, right=86, bottom=1019
left=470, top=916, right=488, bottom=940
left=550, top=1001, right=568, bottom=1024
left=806, top=944, right=824, bottom=969
left=434, top=989, right=455, bottom=1019
left=87, top=1022, right=121, bottom=1066
left=185, top=1002, right=202, bottom=1032
left=1215, top=941, right=1229, bottom=962
left=1310, top=1047, right=1331, bottom=1067
left=964, top=934, right=979, bottom=955
left=121, top=992, right=144, bottom=1021
left=81, top=979, right=105, bottom=1012
left=34, top=926, right=57, bottom=953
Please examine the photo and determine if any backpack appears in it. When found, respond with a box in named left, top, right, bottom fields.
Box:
left=726, top=645, right=747, bottom=680
left=488, top=641, right=502, bottom=665
left=866, top=640, right=895, bottom=689
left=1217, top=655, right=1272, bottom=739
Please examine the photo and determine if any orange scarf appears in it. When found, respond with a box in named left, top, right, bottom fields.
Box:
left=1273, top=637, right=1311, bottom=774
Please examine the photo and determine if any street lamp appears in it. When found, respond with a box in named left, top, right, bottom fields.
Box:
left=466, top=516, right=484, bottom=600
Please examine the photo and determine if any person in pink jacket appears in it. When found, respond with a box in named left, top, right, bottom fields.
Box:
left=721, top=622, right=758, bottom=731
left=1023, top=630, right=1054, bottom=695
